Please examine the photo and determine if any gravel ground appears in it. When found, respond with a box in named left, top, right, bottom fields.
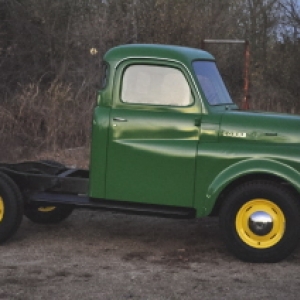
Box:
left=1, top=209, right=300, bottom=300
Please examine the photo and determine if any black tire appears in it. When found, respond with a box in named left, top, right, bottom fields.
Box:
left=219, top=180, right=300, bottom=263
left=25, top=205, right=73, bottom=224
left=0, top=172, right=23, bottom=243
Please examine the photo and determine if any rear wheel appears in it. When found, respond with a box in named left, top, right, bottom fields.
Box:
left=219, top=180, right=300, bottom=262
left=0, top=173, right=23, bottom=243
left=25, top=205, right=73, bottom=224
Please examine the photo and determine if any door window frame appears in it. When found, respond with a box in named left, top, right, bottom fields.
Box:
left=113, top=59, right=202, bottom=114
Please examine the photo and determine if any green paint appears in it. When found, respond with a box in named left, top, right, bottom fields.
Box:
left=89, top=44, right=300, bottom=217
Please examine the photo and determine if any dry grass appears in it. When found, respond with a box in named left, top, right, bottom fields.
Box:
left=0, top=81, right=94, bottom=162
left=34, top=147, right=90, bottom=169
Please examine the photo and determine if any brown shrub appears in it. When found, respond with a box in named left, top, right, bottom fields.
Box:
left=0, top=81, right=94, bottom=161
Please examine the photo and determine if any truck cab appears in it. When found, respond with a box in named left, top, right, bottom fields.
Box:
left=90, top=44, right=236, bottom=212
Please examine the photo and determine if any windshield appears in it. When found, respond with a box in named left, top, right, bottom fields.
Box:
left=193, top=61, right=233, bottom=106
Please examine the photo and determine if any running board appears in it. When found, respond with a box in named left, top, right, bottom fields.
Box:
left=29, top=192, right=196, bottom=219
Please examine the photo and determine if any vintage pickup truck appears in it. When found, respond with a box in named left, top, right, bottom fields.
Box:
left=1, top=44, right=300, bottom=263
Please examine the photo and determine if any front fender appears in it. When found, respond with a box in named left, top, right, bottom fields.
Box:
left=204, top=158, right=300, bottom=214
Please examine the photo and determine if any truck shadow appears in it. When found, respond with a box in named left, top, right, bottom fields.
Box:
left=17, top=209, right=300, bottom=266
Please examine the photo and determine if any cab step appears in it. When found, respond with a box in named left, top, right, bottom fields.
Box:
left=29, top=192, right=196, bottom=219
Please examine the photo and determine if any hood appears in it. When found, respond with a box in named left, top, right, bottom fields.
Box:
left=219, top=110, right=300, bottom=144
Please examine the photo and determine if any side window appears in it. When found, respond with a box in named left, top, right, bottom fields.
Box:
left=121, top=65, right=192, bottom=106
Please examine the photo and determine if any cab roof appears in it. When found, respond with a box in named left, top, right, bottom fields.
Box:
left=104, top=44, right=215, bottom=67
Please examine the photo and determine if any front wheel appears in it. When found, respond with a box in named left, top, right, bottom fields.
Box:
left=25, top=205, right=73, bottom=224
left=219, top=180, right=300, bottom=263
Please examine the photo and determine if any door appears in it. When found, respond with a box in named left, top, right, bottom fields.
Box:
left=105, top=63, right=201, bottom=207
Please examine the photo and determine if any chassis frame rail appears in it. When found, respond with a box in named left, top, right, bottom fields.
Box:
left=0, top=161, right=89, bottom=195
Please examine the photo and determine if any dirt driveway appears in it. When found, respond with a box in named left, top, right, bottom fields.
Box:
left=1, top=209, right=300, bottom=300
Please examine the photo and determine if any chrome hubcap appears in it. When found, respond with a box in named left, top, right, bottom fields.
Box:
left=248, top=211, right=273, bottom=236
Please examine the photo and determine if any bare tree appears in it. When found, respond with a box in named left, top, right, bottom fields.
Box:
left=279, top=0, right=300, bottom=39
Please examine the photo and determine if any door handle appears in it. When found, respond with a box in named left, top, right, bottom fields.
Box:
left=194, top=118, right=201, bottom=127
left=113, top=117, right=128, bottom=122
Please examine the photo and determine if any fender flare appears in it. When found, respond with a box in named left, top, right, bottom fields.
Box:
left=204, top=158, right=300, bottom=213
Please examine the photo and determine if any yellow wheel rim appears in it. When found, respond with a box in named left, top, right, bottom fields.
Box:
left=236, top=199, right=285, bottom=249
left=0, top=197, right=4, bottom=222
left=38, top=206, right=56, bottom=212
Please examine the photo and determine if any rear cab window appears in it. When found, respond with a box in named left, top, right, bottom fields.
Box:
left=101, top=62, right=109, bottom=89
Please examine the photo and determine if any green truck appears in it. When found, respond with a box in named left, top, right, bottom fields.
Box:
left=1, top=44, right=300, bottom=263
